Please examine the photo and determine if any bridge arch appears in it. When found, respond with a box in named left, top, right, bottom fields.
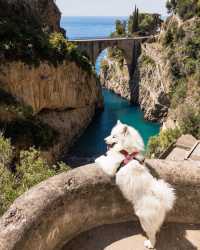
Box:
left=71, top=37, right=148, bottom=77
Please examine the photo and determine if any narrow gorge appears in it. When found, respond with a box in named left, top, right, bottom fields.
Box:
left=100, top=13, right=200, bottom=157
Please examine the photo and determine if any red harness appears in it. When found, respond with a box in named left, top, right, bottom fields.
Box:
left=120, top=150, right=139, bottom=166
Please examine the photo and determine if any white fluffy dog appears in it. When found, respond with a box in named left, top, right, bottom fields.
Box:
left=95, top=121, right=175, bottom=249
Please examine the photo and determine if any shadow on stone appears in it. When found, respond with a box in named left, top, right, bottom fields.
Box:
left=63, top=221, right=200, bottom=250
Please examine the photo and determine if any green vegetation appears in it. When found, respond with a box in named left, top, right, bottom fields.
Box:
left=108, top=47, right=124, bottom=60
left=162, top=18, right=200, bottom=110
left=147, top=9, right=200, bottom=158
left=107, top=47, right=125, bottom=69
left=100, top=59, right=109, bottom=73
left=110, top=20, right=127, bottom=37
left=0, top=134, right=70, bottom=215
left=170, top=79, right=187, bottom=108
left=179, top=106, right=200, bottom=138
left=0, top=2, right=93, bottom=74
left=166, top=0, right=200, bottom=20
left=0, top=88, right=58, bottom=150
left=128, top=5, right=139, bottom=33
left=140, top=54, right=156, bottom=66
left=147, top=107, right=200, bottom=158
left=146, top=128, right=182, bottom=158
left=111, top=5, right=162, bottom=37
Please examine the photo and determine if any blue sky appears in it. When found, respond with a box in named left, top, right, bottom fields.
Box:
left=56, top=0, right=167, bottom=17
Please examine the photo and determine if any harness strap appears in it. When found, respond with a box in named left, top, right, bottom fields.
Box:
left=116, top=150, right=142, bottom=173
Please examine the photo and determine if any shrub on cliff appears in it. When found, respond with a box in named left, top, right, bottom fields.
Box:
left=140, top=54, right=156, bottom=66
left=166, top=0, right=200, bottom=20
left=0, top=133, right=13, bottom=167
left=170, top=79, right=187, bottom=108
left=146, top=128, right=182, bottom=158
left=110, top=20, right=126, bottom=37
left=179, top=106, right=200, bottom=138
left=101, top=59, right=109, bottom=73
left=0, top=134, right=70, bottom=215
left=0, top=88, right=59, bottom=150
left=139, top=14, right=156, bottom=33
left=0, top=8, right=93, bottom=74
left=48, top=32, right=93, bottom=74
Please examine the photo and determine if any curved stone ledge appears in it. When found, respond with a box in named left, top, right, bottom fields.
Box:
left=0, top=160, right=200, bottom=250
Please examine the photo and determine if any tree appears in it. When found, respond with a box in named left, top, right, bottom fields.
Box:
left=132, top=5, right=139, bottom=33
left=166, top=0, right=177, bottom=13
left=115, top=20, right=126, bottom=36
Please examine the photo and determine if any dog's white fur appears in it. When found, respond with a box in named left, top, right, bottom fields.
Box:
left=95, top=121, right=175, bottom=249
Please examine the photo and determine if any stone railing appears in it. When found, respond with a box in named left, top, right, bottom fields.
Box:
left=0, top=160, right=200, bottom=250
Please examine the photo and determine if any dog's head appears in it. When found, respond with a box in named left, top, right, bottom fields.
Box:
left=105, top=120, right=144, bottom=154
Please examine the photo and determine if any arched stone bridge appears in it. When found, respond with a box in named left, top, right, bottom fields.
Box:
left=70, top=36, right=150, bottom=76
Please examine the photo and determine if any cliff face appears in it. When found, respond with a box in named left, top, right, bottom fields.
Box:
left=100, top=56, right=130, bottom=100
left=138, top=15, right=200, bottom=132
left=133, top=43, right=171, bottom=122
left=0, top=61, right=102, bottom=113
left=0, top=0, right=62, bottom=33
left=0, top=0, right=103, bottom=163
left=100, top=15, right=200, bottom=134
left=0, top=61, right=103, bottom=163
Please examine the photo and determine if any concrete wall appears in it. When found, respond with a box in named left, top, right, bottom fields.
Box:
left=0, top=160, right=200, bottom=250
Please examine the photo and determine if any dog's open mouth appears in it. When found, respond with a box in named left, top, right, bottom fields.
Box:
left=107, top=142, right=116, bottom=150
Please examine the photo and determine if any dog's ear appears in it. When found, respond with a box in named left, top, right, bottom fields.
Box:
left=122, top=125, right=129, bottom=135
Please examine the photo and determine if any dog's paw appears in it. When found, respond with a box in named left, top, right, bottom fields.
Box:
left=144, top=240, right=154, bottom=249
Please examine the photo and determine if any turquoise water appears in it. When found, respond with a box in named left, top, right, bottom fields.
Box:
left=62, top=16, right=160, bottom=165
left=68, top=89, right=160, bottom=159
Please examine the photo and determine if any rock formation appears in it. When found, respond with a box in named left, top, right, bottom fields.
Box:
left=133, top=43, right=171, bottom=122
left=0, top=0, right=103, bottom=163
left=0, top=0, right=63, bottom=33
left=100, top=55, right=131, bottom=100
left=0, top=61, right=102, bottom=114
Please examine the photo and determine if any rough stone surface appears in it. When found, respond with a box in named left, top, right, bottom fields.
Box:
left=0, top=160, right=200, bottom=250
left=0, top=61, right=102, bottom=114
left=100, top=56, right=131, bottom=100
left=0, top=0, right=62, bottom=33
left=39, top=106, right=96, bottom=163
left=133, top=43, right=171, bottom=122
left=64, top=221, right=200, bottom=250
left=0, top=61, right=103, bottom=162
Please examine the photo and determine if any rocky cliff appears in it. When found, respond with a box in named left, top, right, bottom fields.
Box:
left=0, top=61, right=103, bottom=162
left=0, top=0, right=62, bottom=33
left=0, top=0, right=103, bottom=163
left=0, top=61, right=102, bottom=114
left=100, top=50, right=130, bottom=100
left=138, top=15, right=200, bottom=134
left=133, top=42, right=171, bottom=122
left=100, top=15, right=200, bottom=135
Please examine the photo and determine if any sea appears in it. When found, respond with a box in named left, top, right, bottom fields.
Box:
left=60, top=16, right=160, bottom=166
left=61, top=16, right=128, bottom=40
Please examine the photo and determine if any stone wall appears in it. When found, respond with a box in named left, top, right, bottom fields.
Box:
left=0, top=160, right=199, bottom=250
